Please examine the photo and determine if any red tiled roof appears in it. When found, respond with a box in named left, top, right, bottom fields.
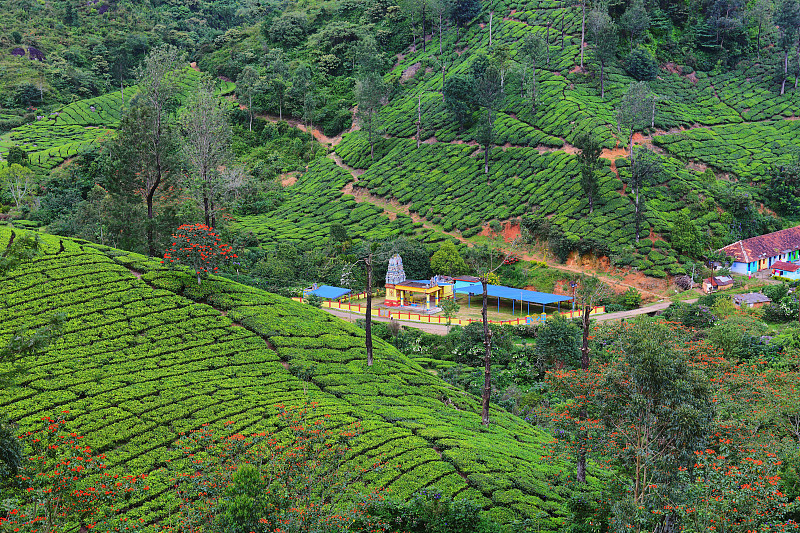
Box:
left=719, top=226, right=800, bottom=263
left=771, top=261, right=800, bottom=272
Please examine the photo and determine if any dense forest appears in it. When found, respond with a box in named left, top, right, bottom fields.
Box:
left=2, top=0, right=800, bottom=531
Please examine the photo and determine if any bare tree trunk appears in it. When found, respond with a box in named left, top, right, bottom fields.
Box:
left=422, top=4, right=427, bottom=52
left=782, top=49, right=789, bottom=95
left=416, top=95, right=422, bottom=149
left=439, top=12, right=443, bottom=57
left=248, top=94, right=253, bottom=131
left=203, top=194, right=210, bottom=227
left=546, top=20, right=552, bottom=64
left=210, top=197, right=216, bottom=229
left=795, top=43, right=799, bottom=89
left=366, top=253, right=373, bottom=366
left=576, top=304, right=592, bottom=483
left=600, top=61, right=605, bottom=99
left=481, top=279, right=492, bottom=426
left=580, top=0, right=586, bottom=69
left=757, top=23, right=762, bottom=61
left=369, top=113, right=375, bottom=160
left=489, top=11, right=493, bottom=46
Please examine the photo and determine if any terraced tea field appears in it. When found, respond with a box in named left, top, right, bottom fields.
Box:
left=0, top=227, right=573, bottom=528
left=233, top=157, right=450, bottom=247
left=0, top=67, right=208, bottom=173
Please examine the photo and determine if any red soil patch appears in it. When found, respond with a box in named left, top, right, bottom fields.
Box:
left=189, top=62, right=200, bottom=72
left=423, top=136, right=438, bottom=144
left=687, top=160, right=708, bottom=172
left=479, top=220, right=521, bottom=242
left=280, top=173, right=298, bottom=187
left=569, top=65, right=583, bottom=74
left=602, top=147, right=628, bottom=159
left=686, top=72, right=699, bottom=85
left=662, top=62, right=681, bottom=74
left=401, top=62, right=422, bottom=82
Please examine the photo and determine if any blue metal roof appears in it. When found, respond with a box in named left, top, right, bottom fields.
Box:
left=305, top=285, right=351, bottom=299
left=454, top=282, right=572, bottom=305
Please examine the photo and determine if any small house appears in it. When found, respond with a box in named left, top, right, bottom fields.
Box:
left=732, top=292, right=772, bottom=309
left=702, top=276, right=734, bottom=294
left=770, top=260, right=800, bottom=280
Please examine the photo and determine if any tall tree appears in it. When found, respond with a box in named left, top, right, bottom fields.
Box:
left=464, top=245, right=506, bottom=425
left=0, top=163, right=36, bottom=209
left=588, top=5, right=618, bottom=100
left=619, top=0, right=650, bottom=44
left=579, top=0, right=588, bottom=69
left=616, top=81, right=656, bottom=160
left=472, top=54, right=503, bottom=175
left=179, top=76, right=232, bottom=229
left=747, top=0, right=775, bottom=60
left=430, top=0, right=454, bottom=57
left=596, top=322, right=713, bottom=529
left=774, top=0, right=800, bottom=94
left=452, top=0, right=481, bottom=41
left=264, top=49, right=289, bottom=120
left=443, top=74, right=475, bottom=128
left=628, top=146, right=662, bottom=242
left=574, top=133, right=602, bottom=213
left=131, top=44, right=184, bottom=256
left=518, top=32, right=547, bottom=115
left=573, top=275, right=610, bottom=483
left=236, top=66, right=261, bottom=132
left=291, top=64, right=315, bottom=129
left=355, top=48, right=388, bottom=162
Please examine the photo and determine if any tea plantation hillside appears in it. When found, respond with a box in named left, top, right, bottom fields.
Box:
left=0, top=67, right=230, bottom=174
left=226, top=0, right=800, bottom=278
left=232, top=157, right=455, bottom=247
left=0, top=226, right=575, bottom=529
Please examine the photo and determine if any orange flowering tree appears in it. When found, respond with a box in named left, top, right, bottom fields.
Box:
left=0, top=415, right=147, bottom=533
left=164, top=404, right=403, bottom=533
left=161, top=224, right=236, bottom=285
left=669, top=440, right=800, bottom=533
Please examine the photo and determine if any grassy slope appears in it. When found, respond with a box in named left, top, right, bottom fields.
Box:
left=0, top=226, right=575, bottom=528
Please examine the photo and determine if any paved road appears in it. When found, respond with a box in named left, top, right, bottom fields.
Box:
left=323, top=298, right=700, bottom=335
left=594, top=298, right=698, bottom=321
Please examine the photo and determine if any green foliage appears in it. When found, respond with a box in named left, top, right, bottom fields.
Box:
left=364, top=488, right=504, bottom=533
left=624, top=47, right=658, bottom=81
left=534, top=314, right=580, bottom=370
left=596, top=322, right=714, bottom=530
left=431, top=241, right=468, bottom=276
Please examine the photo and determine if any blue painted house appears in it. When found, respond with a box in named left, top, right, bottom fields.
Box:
left=720, top=226, right=800, bottom=275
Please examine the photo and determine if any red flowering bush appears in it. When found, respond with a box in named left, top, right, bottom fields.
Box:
left=162, top=224, right=236, bottom=285
left=1, top=415, right=147, bottom=533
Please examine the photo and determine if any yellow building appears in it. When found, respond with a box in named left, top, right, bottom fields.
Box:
left=385, top=278, right=454, bottom=310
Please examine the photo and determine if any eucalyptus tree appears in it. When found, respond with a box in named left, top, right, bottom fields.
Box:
left=179, top=75, right=232, bottom=228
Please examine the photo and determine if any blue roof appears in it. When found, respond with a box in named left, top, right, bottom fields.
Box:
left=305, top=285, right=351, bottom=299
left=454, top=282, right=572, bottom=305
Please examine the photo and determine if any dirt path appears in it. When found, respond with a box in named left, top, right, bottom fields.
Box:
left=256, top=111, right=358, bottom=146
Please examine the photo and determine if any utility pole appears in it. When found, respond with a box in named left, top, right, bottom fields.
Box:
left=366, top=253, right=373, bottom=366
left=571, top=281, right=577, bottom=317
